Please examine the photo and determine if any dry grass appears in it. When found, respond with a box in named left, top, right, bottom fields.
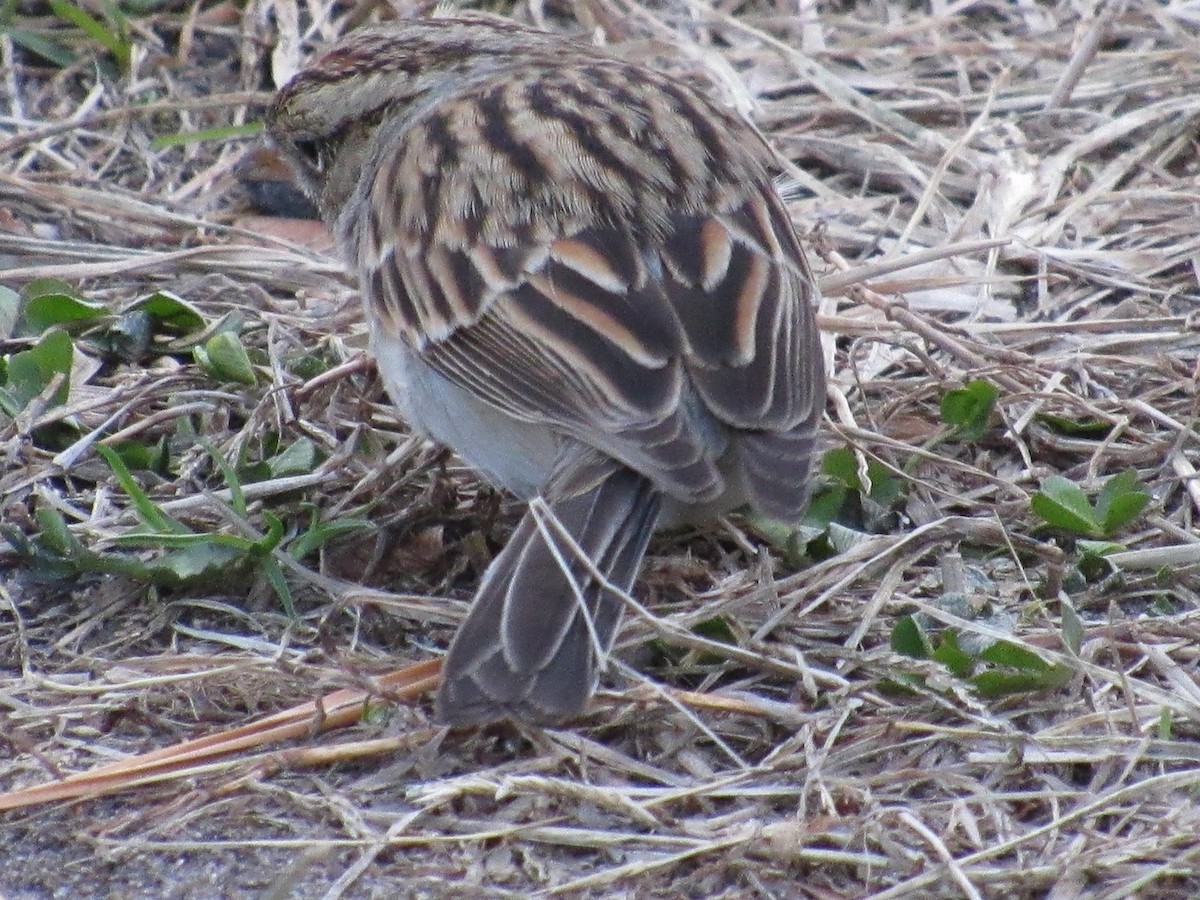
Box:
left=2, top=0, right=1200, bottom=896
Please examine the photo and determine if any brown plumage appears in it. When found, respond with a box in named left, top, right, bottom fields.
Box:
left=268, top=13, right=825, bottom=726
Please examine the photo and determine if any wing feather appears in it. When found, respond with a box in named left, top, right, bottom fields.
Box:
left=361, top=69, right=824, bottom=510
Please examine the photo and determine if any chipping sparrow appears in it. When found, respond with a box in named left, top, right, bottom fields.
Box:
left=268, top=13, right=825, bottom=726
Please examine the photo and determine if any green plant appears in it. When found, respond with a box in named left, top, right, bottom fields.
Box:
left=3, top=0, right=133, bottom=73
left=940, top=379, right=1000, bottom=442
left=2, top=279, right=368, bottom=617
left=890, top=606, right=1076, bottom=698
left=1031, top=470, right=1150, bottom=540
left=0, top=328, right=73, bottom=416
left=7, top=442, right=370, bottom=618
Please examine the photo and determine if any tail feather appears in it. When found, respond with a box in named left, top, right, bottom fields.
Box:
left=737, top=418, right=821, bottom=522
left=436, top=445, right=662, bottom=726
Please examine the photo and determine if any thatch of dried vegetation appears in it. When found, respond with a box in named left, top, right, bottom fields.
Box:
left=2, top=0, right=1199, bottom=896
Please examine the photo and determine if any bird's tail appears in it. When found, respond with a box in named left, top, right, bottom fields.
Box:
left=436, top=445, right=662, bottom=726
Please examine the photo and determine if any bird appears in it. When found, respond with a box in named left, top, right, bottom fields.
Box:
left=267, top=12, right=825, bottom=726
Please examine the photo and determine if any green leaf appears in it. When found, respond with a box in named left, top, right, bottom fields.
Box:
left=0, top=524, right=76, bottom=578
left=864, top=460, right=903, bottom=506
left=821, top=447, right=860, bottom=488
left=692, top=616, right=737, bottom=645
left=1149, top=595, right=1176, bottom=616
left=1059, top=599, right=1084, bottom=655
left=5, top=28, right=76, bottom=67
left=930, top=630, right=974, bottom=678
left=253, top=512, right=297, bottom=619
left=150, top=122, right=263, bottom=150
left=1158, top=708, right=1173, bottom=741
left=972, top=664, right=1071, bottom=697
left=47, top=0, right=130, bottom=71
left=109, top=437, right=170, bottom=474
left=893, top=617, right=1074, bottom=699
left=1035, top=413, right=1112, bottom=439
left=1031, top=476, right=1102, bottom=537
left=940, top=379, right=999, bottom=441
left=16, top=445, right=301, bottom=604
left=265, top=437, right=319, bottom=479
left=1032, top=471, right=1149, bottom=539
left=1077, top=543, right=1118, bottom=582
left=34, top=506, right=86, bottom=557
left=22, top=291, right=109, bottom=335
left=971, top=641, right=1074, bottom=694
left=251, top=511, right=286, bottom=556
left=1077, top=539, right=1124, bottom=556
left=978, top=641, right=1052, bottom=672
left=96, top=444, right=188, bottom=535
left=743, top=512, right=815, bottom=567
left=259, top=556, right=298, bottom=619
left=201, top=440, right=247, bottom=517
left=126, top=291, right=206, bottom=335
left=156, top=543, right=247, bottom=586
left=289, top=351, right=330, bottom=381
left=817, top=448, right=902, bottom=506
left=891, top=615, right=933, bottom=659
left=289, top=507, right=372, bottom=561
left=112, top=529, right=259, bottom=552
left=0, top=328, right=74, bottom=412
left=20, top=515, right=250, bottom=587
left=803, top=483, right=847, bottom=531
left=192, top=446, right=296, bottom=618
left=1095, top=469, right=1150, bottom=535
left=30, top=328, right=75, bottom=381
left=21, top=278, right=78, bottom=300
left=195, top=331, right=257, bottom=385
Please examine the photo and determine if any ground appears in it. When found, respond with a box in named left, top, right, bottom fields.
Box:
left=2, top=1, right=1200, bottom=897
